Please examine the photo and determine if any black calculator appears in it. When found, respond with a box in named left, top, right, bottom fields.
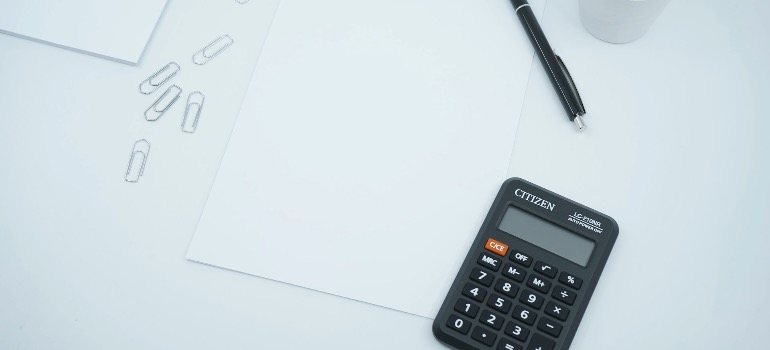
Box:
left=433, top=178, right=618, bottom=350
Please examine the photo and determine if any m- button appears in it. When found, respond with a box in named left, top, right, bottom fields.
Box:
left=485, top=238, right=509, bottom=256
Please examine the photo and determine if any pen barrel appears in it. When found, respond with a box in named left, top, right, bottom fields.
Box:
left=514, top=4, right=585, bottom=120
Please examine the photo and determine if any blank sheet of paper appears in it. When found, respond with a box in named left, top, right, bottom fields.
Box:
left=187, top=0, right=546, bottom=318
left=0, top=0, right=168, bottom=65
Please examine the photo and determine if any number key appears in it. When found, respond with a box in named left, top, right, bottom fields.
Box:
left=454, top=298, right=479, bottom=318
left=461, top=283, right=487, bottom=302
left=480, top=309, right=504, bottom=330
left=518, top=289, right=544, bottom=309
left=446, top=314, right=470, bottom=335
left=470, top=267, right=494, bottom=286
left=512, top=305, right=537, bottom=325
left=494, top=279, right=519, bottom=299
left=486, top=293, right=513, bottom=314
left=504, top=320, right=530, bottom=342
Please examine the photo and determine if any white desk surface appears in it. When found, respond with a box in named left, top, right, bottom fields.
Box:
left=1, top=0, right=769, bottom=349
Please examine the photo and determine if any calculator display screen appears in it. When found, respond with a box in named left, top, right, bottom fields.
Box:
left=499, top=206, right=595, bottom=266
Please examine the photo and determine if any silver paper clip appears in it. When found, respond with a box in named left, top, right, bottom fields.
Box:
left=139, top=62, right=180, bottom=95
left=193, top=35, right=234, bottom=65
left=125, top=139, right=151, bottom=183
left=182, top=91, right=205, bottom=133
left=145, top=85, right=182, bottom=121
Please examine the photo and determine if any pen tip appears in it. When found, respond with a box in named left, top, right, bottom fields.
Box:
left=574, top=115, right=586, bottom=131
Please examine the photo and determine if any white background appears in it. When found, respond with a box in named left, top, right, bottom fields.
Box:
left=1, top=0, right=769, bottom=349
left=187, top=0, right=547, bottom=319
left=0, top=0, right=168, bottom=64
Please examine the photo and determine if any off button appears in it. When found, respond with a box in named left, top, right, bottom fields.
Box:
left=485, top=238, right=509, bottom=257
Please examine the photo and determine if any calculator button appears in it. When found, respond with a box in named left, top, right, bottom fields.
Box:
left=510, top=250, right=532, bottom=267
left=559, top=271, right=583, bottom=290
left=526, top=333, right=556, bottom=350
left=544, top=301, right=569, bottom=321
left=552, top=285, right=577, bottom=305
left=534, top=261, right=558, bottom=279
left=537, top=317, right=563, bottom=338
left=486, top=293, right=513, bottom=314
left=504, top=321, right=530, bottom=342
left=461, top=282, right=487, bottom=302
left=526, top=274, right=552, bottom=294
left=519, top=289, right=544, bottom=309
left=485, top=238, right=509, bottom=256
left=497, top=338, right=523, bottom=350
left=478, top=252, right=502, bottom=272
left=470, top=267, right=495, bottom=287
left=446, top=314, right=471, bottom=335
left=494, top=279, right=519, bottom=299
left=479, top=310, right=505, bottom=330
left=454, top=298, right=480, bottom=318
left=471, top=326, right=497, bottom=346
left=502, top=263, right=527, bottom=283
left=512, top=305, right=537, bottom=325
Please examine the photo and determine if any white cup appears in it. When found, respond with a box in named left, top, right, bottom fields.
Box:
left=579, top=0, right=671, bottom=44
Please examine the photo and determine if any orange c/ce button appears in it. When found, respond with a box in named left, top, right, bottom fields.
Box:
left=485, top=238, right=508, bottom=256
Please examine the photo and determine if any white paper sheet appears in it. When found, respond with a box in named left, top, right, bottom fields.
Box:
left=187, top=0, right=545, bottom=318
left=0, top=0, right=168, bottom=65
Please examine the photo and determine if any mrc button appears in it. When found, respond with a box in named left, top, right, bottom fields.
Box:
left=485, top=238, right=508, bottom=256
left=477, top=252, right=502, bottom=272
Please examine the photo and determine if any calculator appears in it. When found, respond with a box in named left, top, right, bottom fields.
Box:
left=433, top=178, right=618, bottom=350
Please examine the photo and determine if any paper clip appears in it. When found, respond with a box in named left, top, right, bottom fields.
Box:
left=193, top=35, right=234, bottom=65
left=145, top=85, right=182, bottom=121
left=182, top=91, right=205, bottom=133
left=139, top=62, right=180, bottom=95
left=125, top=140, right=150, bottom=183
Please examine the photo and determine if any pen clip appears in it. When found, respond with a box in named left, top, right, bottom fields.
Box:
left=555, top=54, right=586, bottom=115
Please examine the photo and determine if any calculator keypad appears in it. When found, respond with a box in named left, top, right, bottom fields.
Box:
left=509, top=250, right=532, bottom=267
left=487, top=294, right=514, bottom=314
left=480, top=310, right=505, bottom=330
left=478, top=252, right=503, bottom=272
left=454, top=298, right=480, bottom=318
left=551, top=285, right=576, bottom=305
left=462, top=283, right=487, bottom=302
left=445, top=241, right=587, bottom=350
left=504, top=321, right=530, bottom=342
left=534, top=261, right=558, bottom=279
left=544, top=301, right=569, bottom=321
left=472, top=267, right=495, bottom=287
left=526, top=274, right=552, bottom=294
left=502, top=264, right=527, bottom=283
left=494, top=279, right=519, bottom=299
left=472, top=326, right=497, bottom=346
left=519, top=290, right=544, bottom=309
left=559, top=272, right=582, bottom=290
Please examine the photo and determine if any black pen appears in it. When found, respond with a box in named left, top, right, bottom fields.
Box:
left=510, top=0, right=587, bottom=130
